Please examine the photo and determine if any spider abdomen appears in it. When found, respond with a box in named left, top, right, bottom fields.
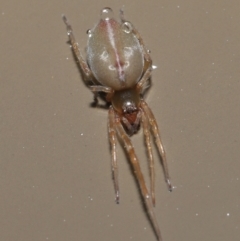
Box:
left=87, top=9, right=144, bottom=90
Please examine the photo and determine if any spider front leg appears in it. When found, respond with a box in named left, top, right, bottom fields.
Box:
left=108, top=107, right=120, bottom=203
left=112, top=107, right=162, bottom=241
left=141, top=101, right=173, bottom=192
left=141, top=108, right=156, bottom=206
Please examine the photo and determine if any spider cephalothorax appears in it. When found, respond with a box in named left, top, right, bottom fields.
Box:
left=111, top=88, right=141, bottom=135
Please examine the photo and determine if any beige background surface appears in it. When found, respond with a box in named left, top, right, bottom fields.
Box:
left=1, top=1, right=240, bottom=241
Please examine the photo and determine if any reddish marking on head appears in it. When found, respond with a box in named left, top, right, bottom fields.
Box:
left=124, top=111, right=138, bottom=125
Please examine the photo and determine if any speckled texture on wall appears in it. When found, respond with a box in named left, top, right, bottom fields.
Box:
left=1, top=1, right=240, bottom=241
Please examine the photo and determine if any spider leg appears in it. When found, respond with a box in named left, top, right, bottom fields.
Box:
left=89, top=86, right=114, bottom=104
left=62, top=15, right=92, bottom=79
left=109, top=107, right=120, bottom=203
left=141, top=100, right=173, bottom=192
left=136, top=66, right=152, bottom=93
left=114, top=109, right=162, bottom=241
left=89, top=86, right=113, bottom=94
left=141, top=108, right=156, bottom=206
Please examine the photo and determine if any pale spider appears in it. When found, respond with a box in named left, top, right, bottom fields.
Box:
left=63, top=7, right=172, bottom=241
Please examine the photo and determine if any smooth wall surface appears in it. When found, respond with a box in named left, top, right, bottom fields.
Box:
left=1, top=1, right=239, bottom=241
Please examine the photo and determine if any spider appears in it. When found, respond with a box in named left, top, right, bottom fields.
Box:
left=63, top=7, right=172, bottom=241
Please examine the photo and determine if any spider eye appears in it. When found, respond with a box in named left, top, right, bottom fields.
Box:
left=122, top=100, right=137, bottom=114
